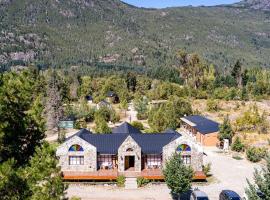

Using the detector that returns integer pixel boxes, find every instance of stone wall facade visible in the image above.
[56,136,97,172]
[163,135,203,172]
[117,136,142,172]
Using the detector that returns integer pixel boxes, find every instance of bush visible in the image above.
[231,136,245,152]
[137,177,150,187]
[70,197,81,200]
[202,163,212,177]
[116,175,125,187]
[246,147,267,163]
[206,99,219,112]
[74,119,87,129]
[131,121,144,130]
[163,153,193,197]
[232,155,243,160]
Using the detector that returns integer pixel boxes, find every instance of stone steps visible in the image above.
[125,177,138,189]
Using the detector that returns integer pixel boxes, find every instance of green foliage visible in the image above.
[246,154,270,199]
[94,118,112,134]
[116,175,125,187]
[236,104,268,132]
[134,95,149,120]
[246,147,267,163]
[206,99,220,112]
[24,142,66,200]
[137,177,150,187]
[79,76,92,98]
[0,159,29,200]
[163,153,193,197]
[148,97,192,132]
[1,0,270,72]
[219,116,234,143]
[0,70,45,165]
[231,136,245,152]
[70,197,81,200]
[202,163,212,177]
[131,121,144,130]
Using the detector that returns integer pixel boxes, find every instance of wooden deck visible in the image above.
[63,169,206,181]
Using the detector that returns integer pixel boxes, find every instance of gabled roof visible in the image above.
[66,123,181,154]
[78,132,127,154]
[182,115,219,134]
[132,133,181,154]
[112,122,142,135]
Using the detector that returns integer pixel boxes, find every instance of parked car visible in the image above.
[242,190,266,200]
[190,189,209,200]
[219,190,241,200]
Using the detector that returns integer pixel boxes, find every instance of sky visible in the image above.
[121,0,240,8]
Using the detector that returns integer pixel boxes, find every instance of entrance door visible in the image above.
[125,156,135,170]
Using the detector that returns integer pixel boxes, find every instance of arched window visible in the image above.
[126,148,133,152]
[69,144,84,152]
[176,144,191,152]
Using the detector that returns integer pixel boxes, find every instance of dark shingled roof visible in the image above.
[132,133,180,154]
[68,123,181,154]
[183,115,219,134]
[112,122,142,135]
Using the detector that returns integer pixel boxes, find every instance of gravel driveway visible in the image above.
[67,148,261,200]
[196,147,260,199]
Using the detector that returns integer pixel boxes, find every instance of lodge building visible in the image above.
[56,122,205,181]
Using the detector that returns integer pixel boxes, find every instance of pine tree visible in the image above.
[0,71,44,165]
[45,70,63,136]
[24,142,67,200]
[94,117,112,134]
[246,154,270,199]
[219,116,234,143]
[0,159,29,200]
[163,153,194,198]
[231,60,242,87]
[231,136,245,152]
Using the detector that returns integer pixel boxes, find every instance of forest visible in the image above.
[1,48,270,199]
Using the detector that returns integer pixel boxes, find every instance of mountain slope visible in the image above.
[1,0,270,71]
[235,0,270,10]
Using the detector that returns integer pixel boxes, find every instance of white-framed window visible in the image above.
[146,155,162,169]
[97,155,114,169]
[69,156,84,165]
[182,155,191,165]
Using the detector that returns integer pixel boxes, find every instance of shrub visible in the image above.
[232,155,243,160]
[70,197,81,200]
[137,177,150,187]
[131,121,144,130]
[202,163,212,177]
[163,153,193,197]
[116,175,125,187]
[231,136,245,152]
[246,147,267,163]
[74,119,87,129]
[206,99,219,112]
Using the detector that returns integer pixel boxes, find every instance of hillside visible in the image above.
[234,0,270,10]
[0,0,270,71]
